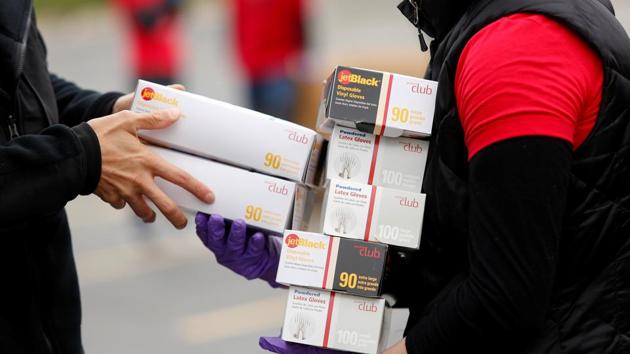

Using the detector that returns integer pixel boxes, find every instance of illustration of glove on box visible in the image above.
[282,286,386,354]
[317,65,438,138]
[276,230,388,297]
[132,80,324,184]
[320,179,425,249]
[148,146,295,234]
[326,125,429,193]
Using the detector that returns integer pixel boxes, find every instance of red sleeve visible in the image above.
[455,13,603,160]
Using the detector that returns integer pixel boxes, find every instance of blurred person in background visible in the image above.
[196,0,630,353]
[233,0,306,121]
[0,1,213,353]
[112,0,185,87]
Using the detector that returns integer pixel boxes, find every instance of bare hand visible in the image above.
[88,108,214,229]
[112,84,186,113]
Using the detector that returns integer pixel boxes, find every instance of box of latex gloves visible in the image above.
[276,230,388,297]
[317,66,438,138]
[132,80,324,183]
[321,180,425,249]
[326,125,429,193]
[282,286,386,354]
[148,146,295,234]
[378,307,410,353]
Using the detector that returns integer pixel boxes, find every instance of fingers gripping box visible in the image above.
[148,146,295,234]
[327,125,429,192]
[282,287,386,354]
[276,231,388,297]
[317,66,438,138]
[322,180,425,249]
[132,80,322,183]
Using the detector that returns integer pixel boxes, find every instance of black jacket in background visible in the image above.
[0,1,122,353]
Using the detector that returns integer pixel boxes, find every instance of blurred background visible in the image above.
[32,0,630,353]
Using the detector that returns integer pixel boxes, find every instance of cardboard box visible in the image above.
[378,308,410,353]
[291,185,325,233]
[148,146,296,234]
[321,179,425,249]
[132,80,323,183]
[317,66,438,138]
[276,231,388,297]
[282,287,386,354]
[327,125,429,192]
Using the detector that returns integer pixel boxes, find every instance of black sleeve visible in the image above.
[50,74,124,126]
[404,136,571,353]
[0,122,101,223]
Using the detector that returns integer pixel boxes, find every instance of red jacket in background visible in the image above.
[234,0,305,80]
[113,0,182,79]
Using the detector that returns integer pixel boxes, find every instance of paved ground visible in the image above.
[36,1,630,353]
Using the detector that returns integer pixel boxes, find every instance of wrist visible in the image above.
[71,122,102,195]
[85,92,125,119]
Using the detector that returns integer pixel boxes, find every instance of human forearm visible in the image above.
[50,74,123,125]
[405,137,571,353]
[0,123,100,223]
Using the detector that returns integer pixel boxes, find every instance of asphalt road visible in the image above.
[37,1,630,353]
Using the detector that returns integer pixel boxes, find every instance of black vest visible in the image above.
[402,0,630,352]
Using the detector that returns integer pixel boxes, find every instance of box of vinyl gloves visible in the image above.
[282,286,386,354]
[148,146,295,234]
[321,179,425,249]
[132,80,323,183]
[317,66,438,138]
[276,230,388,297]
[327,125,429,193]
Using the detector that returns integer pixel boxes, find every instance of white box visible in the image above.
[282,286,385,354]
[327,125,429,192]
[276,230,388,297]
[317,66,438,138]
[148,145,296,234]
[291,185,319,233]
[378,308,410,353]
[132,80,323,183]
[321,179,425,249]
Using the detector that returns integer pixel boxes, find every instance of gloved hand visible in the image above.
[195,213,282,288]
[259,336,348,353]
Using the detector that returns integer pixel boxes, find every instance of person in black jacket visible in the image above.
[0,2,214,353]
[380,0,630,353]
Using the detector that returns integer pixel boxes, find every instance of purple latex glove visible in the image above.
[259,336,348,354]
[195,212,282,287]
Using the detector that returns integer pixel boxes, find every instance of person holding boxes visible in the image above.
[382,0,630,353]
[193,62,433,351]
[0,2,213,351]
[194,214,356,354]
[196,0,630,353]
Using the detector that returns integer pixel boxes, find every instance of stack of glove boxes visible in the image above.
[276,66,437,353]
[130,80,325,234]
